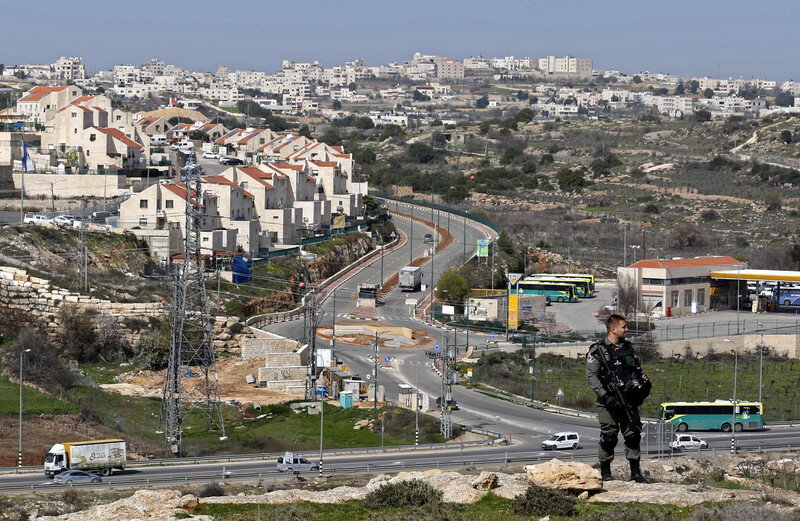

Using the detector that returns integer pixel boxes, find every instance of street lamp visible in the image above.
[373,330,391,409]
[758,323,764,404]
[724,338,738,454]
[18,348,31,467]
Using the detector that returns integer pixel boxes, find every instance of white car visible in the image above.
[541,432,580,450]
[170,141,193,150]
[23,213,53,226]
[202,151,219,159]
[669,434,708,451]
[276,453,318,473]
[54,215,75,227]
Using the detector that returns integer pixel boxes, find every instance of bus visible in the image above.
[526,276,593,298]
[533,273,595,294]
[660,401,763,432]
[516,280,578,303]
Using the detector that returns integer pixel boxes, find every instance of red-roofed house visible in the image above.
[136,115,169,138]
[618,256,746,317]
[220,165,299,244]
[81,127,144,170]
[202,175,262,256]
[17,85,83,124]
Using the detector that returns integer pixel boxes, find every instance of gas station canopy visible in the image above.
[711,270,800,283]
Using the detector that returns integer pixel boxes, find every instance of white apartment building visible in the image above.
[53,57,86,80]
[538,56,593,78]
[113,65,141,84]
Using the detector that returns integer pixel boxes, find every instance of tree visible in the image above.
[406,142,437,163]
[693,109,712,122]
[674,81,685,95]
[298,124,312,139]
[689,80,699,94]
[435,269,469,312]
[355,116,375,130]
[348,82,357,91]
[58,306,99,362]
[497,230,514,255]
[703,88,714,98]
[516,90,528,101]
[412,90,430,102]
[774,90,794,107]
[476,95,489,109]
[668,222,707,248]
[430,119,443,126]
[332,100,342,110]
[632,75,642,84]
[780,130,793,144]
[555,167,587,191]
[514,108,534,123]
[431,131,447,147]
[764,191,782,211]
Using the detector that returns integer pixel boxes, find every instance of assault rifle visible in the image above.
[593,344,642,429]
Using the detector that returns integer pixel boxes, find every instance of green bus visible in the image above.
[516,280,578,303]
[529,273,595,295]
[660,401,764,432]
[526,276,593,298]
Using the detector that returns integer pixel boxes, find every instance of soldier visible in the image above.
[586,314,650,483]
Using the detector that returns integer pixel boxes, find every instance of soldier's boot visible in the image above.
[600,461,613,481]
[629,460,648,483]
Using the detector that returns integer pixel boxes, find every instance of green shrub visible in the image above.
[362,479,442,509]
[198,482,226,497]
[582,503,678,521]
[511,485,577,517]
[365,503,465,521]
[690,501,800,521]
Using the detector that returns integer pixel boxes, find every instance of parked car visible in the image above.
[276,452,318,473]
[219,156,244,166]
[54,215,75,227]
[541,432,580,450]
[54,470,101,485]
[202,151,220,159]
[423,233,434,243]
[170,141,193,151]
[669,434,708,451]
[435,397,459,410]
[23,214,53,226]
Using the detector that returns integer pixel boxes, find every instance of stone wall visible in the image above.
[0,266,249,351]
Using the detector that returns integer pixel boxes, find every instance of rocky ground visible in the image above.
[13,452,800,520]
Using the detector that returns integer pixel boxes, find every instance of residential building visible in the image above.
[53,57,86,80]
[436,59,465,79]
[17,85,83,125]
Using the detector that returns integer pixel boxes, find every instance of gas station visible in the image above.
[711,269,800,313]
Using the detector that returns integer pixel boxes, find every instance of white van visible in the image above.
[170,141,193,151]
[541,432,580,450]
[276,451,318,473]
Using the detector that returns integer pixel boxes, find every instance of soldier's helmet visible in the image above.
[625,377,652,407]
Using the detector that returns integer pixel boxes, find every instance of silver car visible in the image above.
[277,454,318,473]
[54,470,101,484]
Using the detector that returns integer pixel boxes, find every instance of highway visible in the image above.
[2,197,799,493]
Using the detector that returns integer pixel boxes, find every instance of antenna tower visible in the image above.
[160,165,226,455]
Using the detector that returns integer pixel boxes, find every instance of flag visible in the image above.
[21,141,34,172]
[232,256,252,284]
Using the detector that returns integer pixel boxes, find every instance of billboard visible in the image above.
[477,239,489,258]
[508,294,519,330]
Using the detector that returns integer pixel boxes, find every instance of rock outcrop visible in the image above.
[524,459,603,492]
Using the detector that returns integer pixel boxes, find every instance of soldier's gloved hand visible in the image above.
[601,393,621,409]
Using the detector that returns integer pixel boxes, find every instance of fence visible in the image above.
[633,318,800,343]
[372,192,500,234]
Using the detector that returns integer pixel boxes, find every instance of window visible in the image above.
[71,112,77,118]
[165,200,173,209]
[140,200,148,209]
[202,237,209,242]
[697,289,705,306]
[139,218,147,226]
[684,290,692,307]
[90,134,96,142]
[671,291,679,308]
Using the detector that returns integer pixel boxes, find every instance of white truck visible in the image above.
[44,439,127,477]
[399,266,422,291]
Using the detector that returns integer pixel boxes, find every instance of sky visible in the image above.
[2,0,798,81]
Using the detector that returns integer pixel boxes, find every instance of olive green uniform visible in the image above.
[586,338,644,464]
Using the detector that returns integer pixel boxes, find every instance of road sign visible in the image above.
[351,292,355,300]
[477,239,488,258]
[384,356,391,363]
[341,365,347,372]
[390,231,397,238]
[434,344,440,351]
[366,374,371,380]
[492,332,496,339]
[556,388,564,397]
[505,272,523,286]
[467,369,473,377]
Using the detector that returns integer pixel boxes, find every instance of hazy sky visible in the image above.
[2,0,798,81]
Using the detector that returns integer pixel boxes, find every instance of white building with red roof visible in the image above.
[618,256,746,318]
